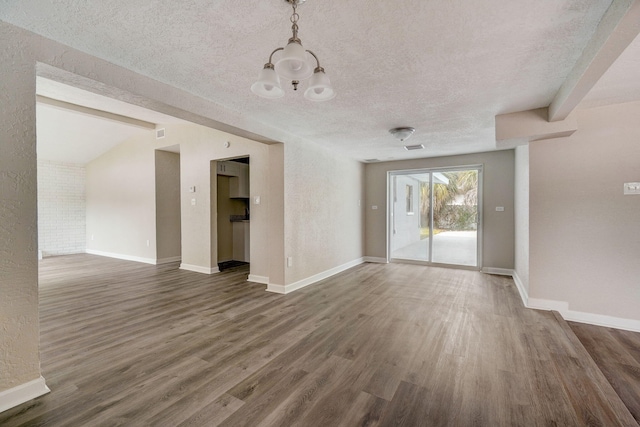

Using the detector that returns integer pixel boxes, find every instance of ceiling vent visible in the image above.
[404,144,424,151]
[156,128,166,139]
[364,158,379,163]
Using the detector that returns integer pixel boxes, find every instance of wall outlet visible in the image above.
[191,198,197,206]
[496,206,504,212]
[624,182,640,195]
[287,256,293,267]
[372,205,378,210]
[146,239,150,247]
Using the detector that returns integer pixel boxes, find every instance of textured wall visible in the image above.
[529,101,640,320]
[283,140,365,285]
[37,160,86,257]
[155,151,181,261]
[157,123,273,278]
[514,146,530,294]
[0,21,41,392]
[365,150,515,269]
[86,134,157,260]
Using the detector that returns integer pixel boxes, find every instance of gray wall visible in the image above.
[365,150,515,269]
[155,150,181,262]
[529,101,640,321]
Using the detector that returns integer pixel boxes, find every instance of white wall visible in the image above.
[514,145,530,295]
[0,19,41,397]
[283,140,365,285]
[529,101,640,324]
[37,160,86,257]
[86,133,158,262]
[365,150,515,269]
[0,18,290,406]
[160,123,280,280]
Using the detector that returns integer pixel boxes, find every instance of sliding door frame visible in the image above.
[386,164,483,270]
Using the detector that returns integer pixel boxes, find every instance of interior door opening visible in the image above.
[389,166,481,268]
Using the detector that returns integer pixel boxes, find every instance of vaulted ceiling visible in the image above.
[2,0,639,163]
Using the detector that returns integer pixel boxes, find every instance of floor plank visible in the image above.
[570,321,640,425]
[0,254,637,426]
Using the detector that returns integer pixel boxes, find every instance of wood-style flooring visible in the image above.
[0,254,637,426]
[570,321,640,425]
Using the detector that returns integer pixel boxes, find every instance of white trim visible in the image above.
[179,263,219,274]
[526,297,640,333]
[266,283,287,294]
[247,274,269,285]
[364,256,388,264]
[156,256,181,265]
[501,269,640,333]
[0,376,50,413]
[561,310,640,333]
[511,270,529,308]
[266,257,365,295]
[527,297,569,312]
[86,249,156,265]
[481,267,513,276]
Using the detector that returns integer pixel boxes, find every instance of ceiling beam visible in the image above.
[495,107,578,147]
[36,95,156,130]
[548,0,640,121]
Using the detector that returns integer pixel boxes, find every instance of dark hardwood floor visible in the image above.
[1,254,637,426]
[570,321,640,425]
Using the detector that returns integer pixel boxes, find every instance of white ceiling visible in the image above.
[36,78,188,164]
[3,1,639,163]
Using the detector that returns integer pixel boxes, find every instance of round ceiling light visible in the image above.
[389,127,415,142]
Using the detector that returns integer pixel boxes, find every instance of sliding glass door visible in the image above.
[389,167,481,268]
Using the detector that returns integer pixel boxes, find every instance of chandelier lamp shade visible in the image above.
[251,0,335,102]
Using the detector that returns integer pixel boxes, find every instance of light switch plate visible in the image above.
[624,182,640,195]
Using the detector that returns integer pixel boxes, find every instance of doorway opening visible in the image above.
[389,166,482,268]
[215,157,250,272]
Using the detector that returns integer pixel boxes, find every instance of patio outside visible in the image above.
[391,230,477,266]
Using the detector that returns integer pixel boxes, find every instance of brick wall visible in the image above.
[37,160,86,256]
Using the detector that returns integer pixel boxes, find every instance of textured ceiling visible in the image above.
[0,0,623,161]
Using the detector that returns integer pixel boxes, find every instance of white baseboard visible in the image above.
[527,297,640,332]
[501,269,640,333]
[248,274,269,285]
[267,257,365,295]
[266,283,287,294]
[481,267,513,276]
[179,263,219,274]
[0,376,50,413]
[364,256,388,263]
[156,256,181,265]
[86,249,156,265]
[511,271,529,308]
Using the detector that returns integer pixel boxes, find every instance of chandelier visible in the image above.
[251,0,336,102]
